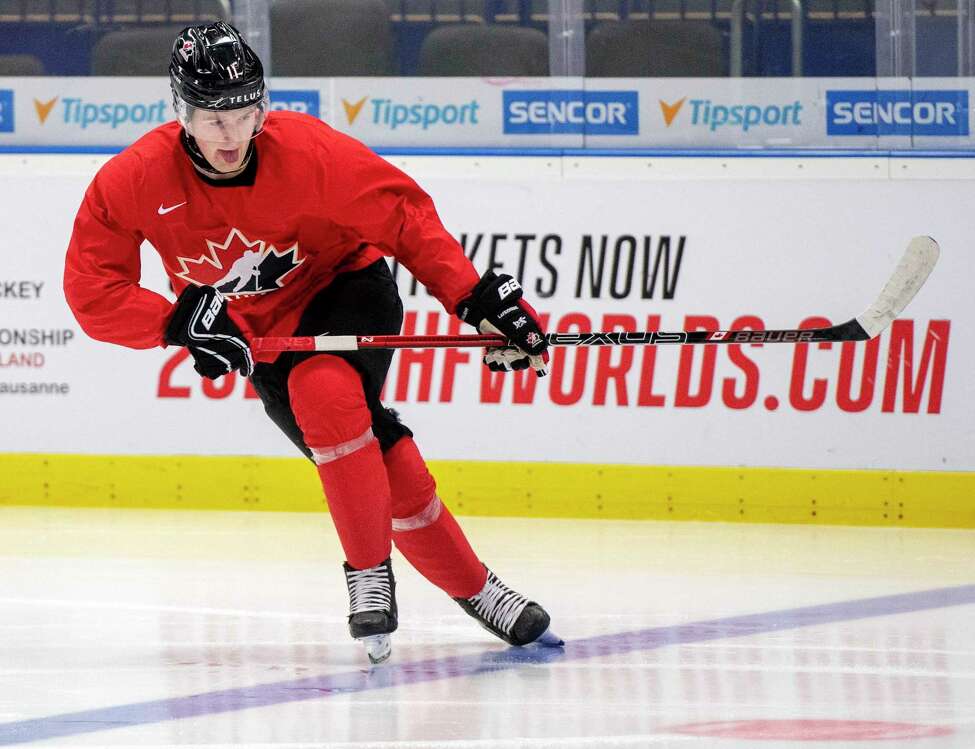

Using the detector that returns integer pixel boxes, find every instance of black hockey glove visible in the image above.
[165,285,254,379]
[456,271,549,377]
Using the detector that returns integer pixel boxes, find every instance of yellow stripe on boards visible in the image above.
[0,454,326,512]
[0,453,972,529]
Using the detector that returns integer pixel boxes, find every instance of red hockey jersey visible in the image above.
[63,112,479,362]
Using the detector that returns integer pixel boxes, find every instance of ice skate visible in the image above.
[454,567,563,647]
[344,557,397,664]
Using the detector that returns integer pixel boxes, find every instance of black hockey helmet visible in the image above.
[170,21,269,138]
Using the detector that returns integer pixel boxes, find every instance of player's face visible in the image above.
[189,104,264,173]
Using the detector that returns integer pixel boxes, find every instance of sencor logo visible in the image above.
[827,90,968,136]
[660,97,802,132]
[0,90,13,133]
[503,90,639,135]
[35,97,167,129]
[269,90,320,118]
[342,96,480,130]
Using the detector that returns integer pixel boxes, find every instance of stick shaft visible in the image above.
[250,237,937,355]
[251,320,869,354]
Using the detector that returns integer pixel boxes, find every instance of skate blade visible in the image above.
[360,634,391,665]
[534,628,564,647]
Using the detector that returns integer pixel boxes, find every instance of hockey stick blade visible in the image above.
[853,235,940,339]
[249,237,939,354]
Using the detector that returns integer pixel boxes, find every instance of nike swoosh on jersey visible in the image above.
[158,201,187,215]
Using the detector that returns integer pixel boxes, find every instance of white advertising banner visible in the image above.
[1,77,974,149]
[329,76,583,149]
[0,77,332,147]
[0,77,175,147]
[0,156,971,471]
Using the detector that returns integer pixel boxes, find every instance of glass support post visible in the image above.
[731,0,746,76]
[876,0,916,77]
[548,0,586,76]
[791,0,804,75]
[234,0,273,77]
[959,0,975,74]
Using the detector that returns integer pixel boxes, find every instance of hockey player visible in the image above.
[63,22,560,664]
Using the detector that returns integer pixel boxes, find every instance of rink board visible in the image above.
[1,153,973,525]
[1,453,973,528]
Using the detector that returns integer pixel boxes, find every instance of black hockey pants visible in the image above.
[249,259,413,460]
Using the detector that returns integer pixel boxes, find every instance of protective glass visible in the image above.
[176,92,269,144]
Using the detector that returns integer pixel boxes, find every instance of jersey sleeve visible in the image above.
[63,152,174,349]
[323,130,479,313]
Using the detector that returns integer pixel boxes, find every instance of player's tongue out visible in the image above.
[218,148,240,164]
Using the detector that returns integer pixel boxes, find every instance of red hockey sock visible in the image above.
[288,356,391,570]
[384,437,487,598]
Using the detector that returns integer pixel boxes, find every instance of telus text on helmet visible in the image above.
[211,91,262,108]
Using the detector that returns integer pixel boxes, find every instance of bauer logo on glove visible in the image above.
[497,278,521,300]
[456,271,550,377]
[165,284,254,379]
[200,292,224,331]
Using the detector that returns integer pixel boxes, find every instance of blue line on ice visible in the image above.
[1,584,973,745]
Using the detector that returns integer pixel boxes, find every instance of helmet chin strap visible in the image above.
[181,130,255,179]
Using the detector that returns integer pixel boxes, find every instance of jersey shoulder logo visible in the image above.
[173,227,304,297]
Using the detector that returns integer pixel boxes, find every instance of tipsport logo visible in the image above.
[0,90,13,133]
[269,90,321,118]
[503,90,639,135]
[341,95,480,130]
[33,96,167,129]
[826,90,969,136]
[658,97,803,132]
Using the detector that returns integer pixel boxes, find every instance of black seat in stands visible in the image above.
[418,23,548,76]
[0,54,45,75]
[90,26,188,75]
[586,18,727,77]
[271,0,395,75]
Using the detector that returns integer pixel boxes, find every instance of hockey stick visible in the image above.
[250,236,939,355]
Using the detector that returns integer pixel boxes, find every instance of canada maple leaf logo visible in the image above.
[173,228,304,297]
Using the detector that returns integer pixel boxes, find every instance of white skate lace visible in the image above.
[468,571,529,635]
[346,564,392,615]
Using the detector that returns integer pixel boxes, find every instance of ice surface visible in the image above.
[0,507,972,747]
